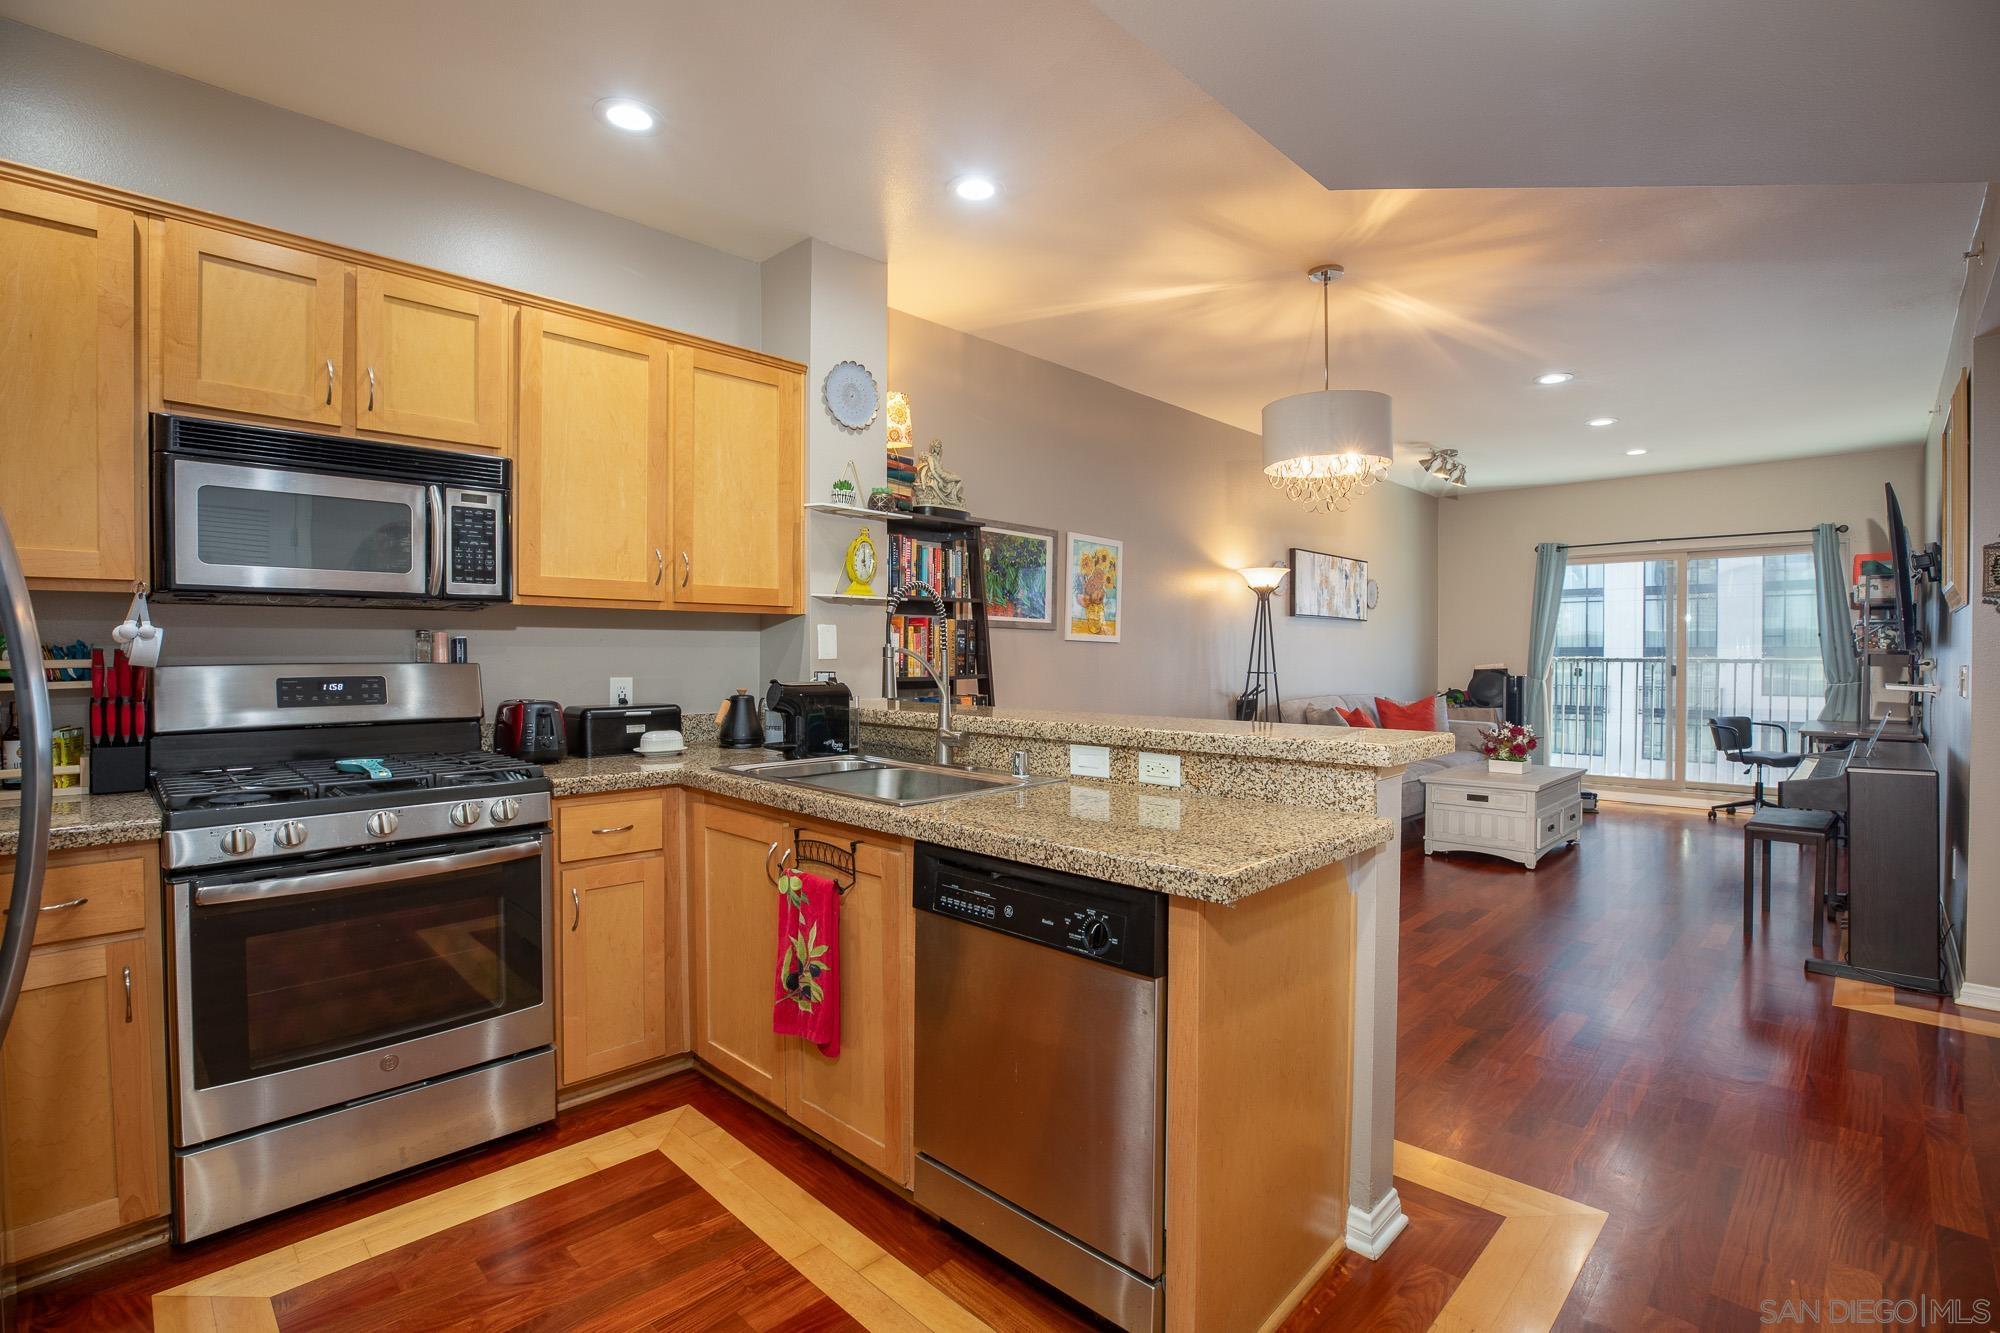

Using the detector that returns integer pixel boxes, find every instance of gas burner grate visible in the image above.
[153,751,543,811]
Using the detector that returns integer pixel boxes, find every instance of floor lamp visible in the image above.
[1237,564,1289,723]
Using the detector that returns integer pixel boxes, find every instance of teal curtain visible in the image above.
[1525,542,1567,739]
[1814,522,1860,721]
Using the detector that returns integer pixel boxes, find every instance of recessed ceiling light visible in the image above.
[1535,371,1575,386]
[596,98,658,134]
[1588,416,1619,427]
[1625,447,1648,456]
[952,175,998,202]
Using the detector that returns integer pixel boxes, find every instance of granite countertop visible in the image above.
[854,701,1456,768]
[543,746,1392,903]
[0,790,164,857]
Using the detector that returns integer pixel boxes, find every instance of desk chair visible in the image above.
[1707,716,1803,820]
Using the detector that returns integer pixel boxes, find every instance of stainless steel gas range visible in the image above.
[151,662,555,1242]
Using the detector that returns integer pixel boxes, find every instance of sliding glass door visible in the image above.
[1546,547,1825,787]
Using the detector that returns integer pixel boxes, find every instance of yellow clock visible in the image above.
[843,527,878,596]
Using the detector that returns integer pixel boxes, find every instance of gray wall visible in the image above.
[888,311,1440,717]
[1435,445,1926,685]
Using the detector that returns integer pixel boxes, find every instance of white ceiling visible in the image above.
[3,1,1984,489]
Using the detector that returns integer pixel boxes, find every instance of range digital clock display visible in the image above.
[275,675,388,708]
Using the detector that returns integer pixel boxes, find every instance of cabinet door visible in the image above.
[785,831,913,1184]
[0,181,139,583]
[355,268,510,449]
[160,221,348,426]
[670,348,801,610]
[2,939,162,1261]
[516,309,672,604]
[688,800,788,1104]
[558,854,669,1086]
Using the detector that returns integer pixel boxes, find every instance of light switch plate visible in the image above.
[609,677,633,706]
[1961,664,1971,698]
[1069,744,1112,779]
[816,623,839,660]
[1137,752,1183,787]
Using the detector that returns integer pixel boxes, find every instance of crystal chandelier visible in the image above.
[1262,264,1393,513]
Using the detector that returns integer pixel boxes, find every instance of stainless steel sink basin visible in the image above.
[719,754,1059,807]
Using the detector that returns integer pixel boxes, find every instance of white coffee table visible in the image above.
[1420,764,1586,868]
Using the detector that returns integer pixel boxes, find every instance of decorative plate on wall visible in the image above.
[823,361,880,431]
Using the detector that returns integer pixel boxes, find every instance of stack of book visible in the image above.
[890,614,982,686]
[886,445,917,512]
[890,534,972,600]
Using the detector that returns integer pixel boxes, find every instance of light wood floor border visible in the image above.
[1393,1140,1608,1333]
[1832,977,2000,1038]
[151,1106,991,1332]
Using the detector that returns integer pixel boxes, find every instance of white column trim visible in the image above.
[1345,767,1406,1258]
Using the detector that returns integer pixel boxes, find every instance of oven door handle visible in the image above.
[190,840,541,907]
[426,485,447,597]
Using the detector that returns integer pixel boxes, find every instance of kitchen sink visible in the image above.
[719,754,1059,807]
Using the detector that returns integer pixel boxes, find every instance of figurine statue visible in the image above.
[912,438,968,516]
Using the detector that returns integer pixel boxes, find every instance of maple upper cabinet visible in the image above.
[516,309,673,605]
[0,180,140,584]
[671,348,802,611]
[160,220,348,427]
[688,799,789,1105]
[355,268,510,449]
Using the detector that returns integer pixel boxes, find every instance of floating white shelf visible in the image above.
[813,593,896,605]
[804,502,892,521]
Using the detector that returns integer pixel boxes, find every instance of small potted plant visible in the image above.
[1479,721,1539,774]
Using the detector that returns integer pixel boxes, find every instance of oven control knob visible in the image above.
[450,801,483,828]
[488,797,521,824]
[274,820,308,849]
[365,810,400,839]
[220,827,257,856]
[1083,919,1112,956]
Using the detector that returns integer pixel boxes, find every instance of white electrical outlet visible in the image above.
[609,677,633,706]
[1068,744,1112,779]
[816,623,839,660]
[1137,752,1183,787]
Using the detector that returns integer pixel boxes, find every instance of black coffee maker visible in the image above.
[764,679,854,759]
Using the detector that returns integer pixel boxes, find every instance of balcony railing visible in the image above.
[1547,655,1825,783]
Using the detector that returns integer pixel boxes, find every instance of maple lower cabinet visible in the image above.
[516,309,673,605]
[160,220,349,428]
[552,790,685,1089]
[355,268,511,449]
[689,797,913,1183]
[671,348,803,612]
[0,180,141,585]
[0,844,165,1263]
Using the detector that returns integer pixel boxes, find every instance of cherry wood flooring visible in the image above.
[21,806,2000,1330]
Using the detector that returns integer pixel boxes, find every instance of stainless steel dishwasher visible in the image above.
[913,845,1167,1332]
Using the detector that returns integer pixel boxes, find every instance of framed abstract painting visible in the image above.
[1291,548,1368,621]
[979,522,1058,630]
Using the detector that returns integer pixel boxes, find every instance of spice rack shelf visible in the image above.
[0,657,94,804]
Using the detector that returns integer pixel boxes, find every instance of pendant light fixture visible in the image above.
[1262,264,1393,513]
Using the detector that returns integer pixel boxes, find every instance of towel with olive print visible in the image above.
[773,869,841,1057]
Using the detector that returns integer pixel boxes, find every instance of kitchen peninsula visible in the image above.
[0,704,1449,1332]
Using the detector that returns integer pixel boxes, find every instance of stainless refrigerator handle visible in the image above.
[0,511,51,1040]
[426,485,447,595]
[191,839,541,907]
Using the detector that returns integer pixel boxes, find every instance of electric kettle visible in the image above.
[717,689,763,748]
[495,699,565,762]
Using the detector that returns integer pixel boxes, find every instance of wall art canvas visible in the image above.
[1291,548,1369,621]
[1064,532,1123,642]
[980,523,1058,630]
[1943,368,1971,610]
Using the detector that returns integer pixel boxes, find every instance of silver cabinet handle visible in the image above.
[763,840,779,885]
[39,896,87,913]
[367,365,376,411]
[591,824,634,836]
[325,359,335,405]
[774,847,793,884]
[680,551,690,587]
[122,965,132,1023]
[654,549,665,587]
[569,885,581,932]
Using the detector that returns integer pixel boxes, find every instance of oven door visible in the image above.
[168,832,551,1147]
[166,456,434,598]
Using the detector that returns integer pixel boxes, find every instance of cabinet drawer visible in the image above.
[558,795,665,862]
[0,848,149,945]
[1428,784,1528,813]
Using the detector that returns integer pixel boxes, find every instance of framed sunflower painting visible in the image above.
[1064,532,1123,643]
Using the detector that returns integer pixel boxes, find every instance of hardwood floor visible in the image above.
[21,805,2000,1330]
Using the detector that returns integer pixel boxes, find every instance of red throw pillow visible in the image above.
[1375,695,1443,731]
[1335,705,1375,728]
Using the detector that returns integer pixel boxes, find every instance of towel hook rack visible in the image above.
[788,832,860,894]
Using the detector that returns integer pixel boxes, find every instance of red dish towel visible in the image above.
[773,869,841,1058]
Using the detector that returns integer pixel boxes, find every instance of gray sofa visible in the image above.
[1279,693,1495,821]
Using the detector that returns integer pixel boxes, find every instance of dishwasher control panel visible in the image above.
[916,848,1165,977]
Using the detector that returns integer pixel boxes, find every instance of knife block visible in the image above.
[88,743,148,795]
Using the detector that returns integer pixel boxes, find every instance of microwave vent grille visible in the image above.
[155,414,509,489]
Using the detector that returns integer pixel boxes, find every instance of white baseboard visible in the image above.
[1345,1188,1409,1259]
[1955,981,2000,1013]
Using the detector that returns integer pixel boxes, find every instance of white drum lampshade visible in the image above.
[1261,389,1393,513]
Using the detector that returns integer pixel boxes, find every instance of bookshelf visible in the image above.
[885,512,996,706]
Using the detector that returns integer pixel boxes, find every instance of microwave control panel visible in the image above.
[443,489,505,598]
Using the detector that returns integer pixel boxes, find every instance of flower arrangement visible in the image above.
[1073,546,1118,632]
[1479,721,1539,765]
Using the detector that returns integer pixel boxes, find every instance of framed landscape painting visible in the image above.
[1291,548,1368,621]
[980,522,1058,630]
[1064,532,1123,642]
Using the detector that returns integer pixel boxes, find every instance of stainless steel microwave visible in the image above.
[152,415,509,606]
